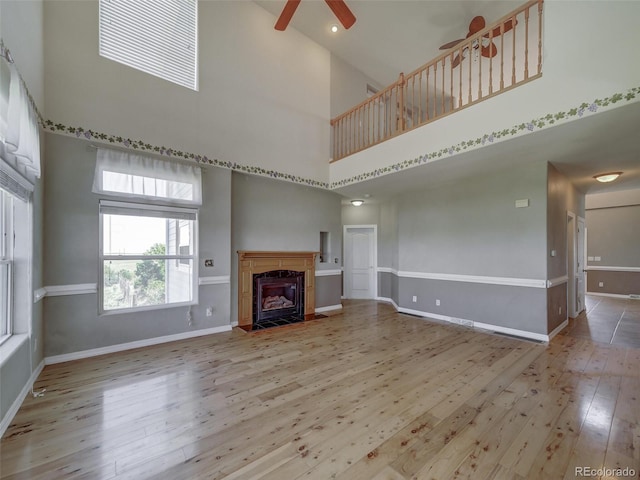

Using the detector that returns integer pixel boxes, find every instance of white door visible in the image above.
[576,217,586,314]
[344,226,376,299]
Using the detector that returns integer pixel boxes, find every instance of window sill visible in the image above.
[0,334,29,368]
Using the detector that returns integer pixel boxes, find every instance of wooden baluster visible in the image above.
[433,61,438,117]
[426,67,430,120]
[458,51,462,108]
[418,71,422,124]
[397,73,405,132]
[500,26,505,89]
[441,58,445,115]
[468,40,472,104]
[449,57,454,111]
[478,37,483,100]
[537,0,543,75]
[512,14,517,85]
[489,29,494,94]
[524,7,530,79]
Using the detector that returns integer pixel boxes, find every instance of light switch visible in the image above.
[515,199,529,208]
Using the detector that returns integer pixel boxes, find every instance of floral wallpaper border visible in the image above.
[41,120,331,189]
[329,86,640,189]
[41,86,639,192]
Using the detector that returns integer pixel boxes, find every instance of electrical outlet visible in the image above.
[599,282,604,288]
[206,307,213,317]
[558,307,562,315]
[436,299,441,306]
[34,337,38,350]
[412,295,417,303]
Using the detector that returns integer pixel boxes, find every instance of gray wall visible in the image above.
[546,163,585,330]
[330,54,382,119]
[586,189,640,296]
[342,161,581,336]
[0,0,45,430]
[42,133,232,357]
[231,172,343,321]
[398,161,548,277]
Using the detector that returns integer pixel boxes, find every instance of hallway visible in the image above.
[562,295,640,348]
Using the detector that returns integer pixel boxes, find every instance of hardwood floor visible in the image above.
[2,298,639,479]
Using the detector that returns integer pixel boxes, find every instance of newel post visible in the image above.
[397,72,406,132]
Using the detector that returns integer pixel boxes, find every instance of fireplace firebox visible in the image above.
[253,270,304,323]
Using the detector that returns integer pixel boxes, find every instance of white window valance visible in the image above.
[0,53,41,189]
[92,148,202,205]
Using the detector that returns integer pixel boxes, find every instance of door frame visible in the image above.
[577,216,586,314]
[567,212,577,318]
[343,224,378,299]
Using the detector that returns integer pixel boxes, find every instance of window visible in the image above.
[93,148,202,205]
[99,201,198,313]
[98,0,198,90]
[0,189,13,344]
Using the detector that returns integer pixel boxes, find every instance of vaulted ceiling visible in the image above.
[255,1,640,200]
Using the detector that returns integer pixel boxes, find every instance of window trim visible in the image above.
[98,200,199,315]
[0,189,13,345]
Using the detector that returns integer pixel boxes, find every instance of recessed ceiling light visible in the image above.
[330,24,339,33]
[593,172,622,183]
[350,199,364,206]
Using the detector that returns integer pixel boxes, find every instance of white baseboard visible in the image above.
[315,304,342,313]
[548,319,569,340]
[0,359,45,439]
[44,325,232,365]
[587,291,635,299]
[383,300,551,343]
[376,296,399,311]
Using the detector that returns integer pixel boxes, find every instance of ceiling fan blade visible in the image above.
[467,15,486,35]
[325,0,356,29]
[481,42,498,58]
[484,18,518,38]
[452,53,462,68]
[275,0,301,31]
[439,38,465,50]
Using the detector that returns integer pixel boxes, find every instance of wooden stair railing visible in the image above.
[330,0,544,163]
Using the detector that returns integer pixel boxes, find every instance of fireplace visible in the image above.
[254,270,304,323]
[237,251,317,329]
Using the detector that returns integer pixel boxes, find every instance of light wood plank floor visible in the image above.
[2,299,639,479]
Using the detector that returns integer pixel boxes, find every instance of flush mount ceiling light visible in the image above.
[330,24,339,33]
[593,172,622,183]
[350,199,364,206]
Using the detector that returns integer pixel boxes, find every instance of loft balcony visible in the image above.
[330,0,544,163]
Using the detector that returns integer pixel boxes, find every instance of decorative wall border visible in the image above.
[330,86,640,189]
[42,120,330,190]
[39,85,640,192]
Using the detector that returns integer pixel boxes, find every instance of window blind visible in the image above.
[99,0,198,90]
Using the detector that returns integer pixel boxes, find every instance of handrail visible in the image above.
[330,0,544,162]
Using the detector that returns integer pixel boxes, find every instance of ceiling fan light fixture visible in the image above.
[330,24,339,33]
[350,199,364,206]
[593,172,622,183]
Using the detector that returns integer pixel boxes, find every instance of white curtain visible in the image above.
[93,148,202,205]
[0,55,41,189]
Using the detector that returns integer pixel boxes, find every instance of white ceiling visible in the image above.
[254,1,640,202]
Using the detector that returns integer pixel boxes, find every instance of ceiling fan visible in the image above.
[439,16,516,68]
[275,0,356,31]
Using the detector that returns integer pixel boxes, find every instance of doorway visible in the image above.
[567,212,586,317]
[343,225,377,299]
